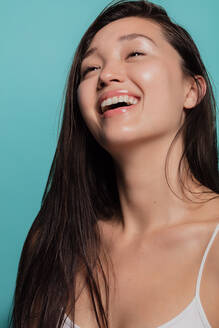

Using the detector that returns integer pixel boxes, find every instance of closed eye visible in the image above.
[127,51,145,58]
[81,66,100,78]
[81,52,145,78]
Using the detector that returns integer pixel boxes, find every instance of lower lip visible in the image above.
[101,103,138,118]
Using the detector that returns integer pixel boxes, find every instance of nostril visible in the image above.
[97,80,106,90]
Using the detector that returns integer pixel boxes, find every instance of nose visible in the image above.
[97,62,125,90]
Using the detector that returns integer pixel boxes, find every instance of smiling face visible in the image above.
[77,17,193,153]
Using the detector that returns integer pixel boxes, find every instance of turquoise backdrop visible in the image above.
[1,0,219,327]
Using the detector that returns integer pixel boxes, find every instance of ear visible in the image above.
[183,75,207,109]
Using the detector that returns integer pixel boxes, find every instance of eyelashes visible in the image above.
[127,51,145,58]
[81,66,100,78]
[81,51,146,78]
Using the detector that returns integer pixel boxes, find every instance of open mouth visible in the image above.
[99,100,139,118]
[99,97,139,114]
[101,101,132,112]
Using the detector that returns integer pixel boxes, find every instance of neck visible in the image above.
[111,134,211,239]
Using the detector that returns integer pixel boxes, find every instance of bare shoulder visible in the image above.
[205,218,219,282]
[198,218,219,328]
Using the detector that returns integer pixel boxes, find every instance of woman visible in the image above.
[11,0,219,327]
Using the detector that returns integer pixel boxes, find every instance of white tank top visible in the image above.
[63,223,219,328]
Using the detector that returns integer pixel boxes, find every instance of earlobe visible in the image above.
[184,75,207,109]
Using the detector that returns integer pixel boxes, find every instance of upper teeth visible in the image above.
[100,95,138,112]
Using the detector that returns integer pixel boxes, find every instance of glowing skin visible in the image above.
[77,17,199,154]
[77,17,211,238]
[72,18,219,328]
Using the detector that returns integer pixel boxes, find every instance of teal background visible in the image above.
[0,0,219,327]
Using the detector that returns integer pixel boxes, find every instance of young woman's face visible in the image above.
[77,17,191,153]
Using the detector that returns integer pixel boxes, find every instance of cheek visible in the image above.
[129,60,186,136]
[77,83,89,118]
[130,59,185,111]
[77,82,96,128]
[77,83,100,139]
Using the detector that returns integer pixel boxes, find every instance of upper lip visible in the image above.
[97,89,141,112]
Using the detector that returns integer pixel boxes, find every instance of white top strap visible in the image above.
[196,223,219,297]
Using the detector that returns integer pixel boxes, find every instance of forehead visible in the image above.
[89,17,165,48]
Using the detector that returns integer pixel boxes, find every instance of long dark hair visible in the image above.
[11,1,219,327]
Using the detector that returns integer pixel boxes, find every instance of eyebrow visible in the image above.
[82,33,157,61]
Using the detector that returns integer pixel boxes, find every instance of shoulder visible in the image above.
[199,219,219,327]
[205,219,219,278]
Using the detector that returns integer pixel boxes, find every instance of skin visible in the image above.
[75,17,219,327]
